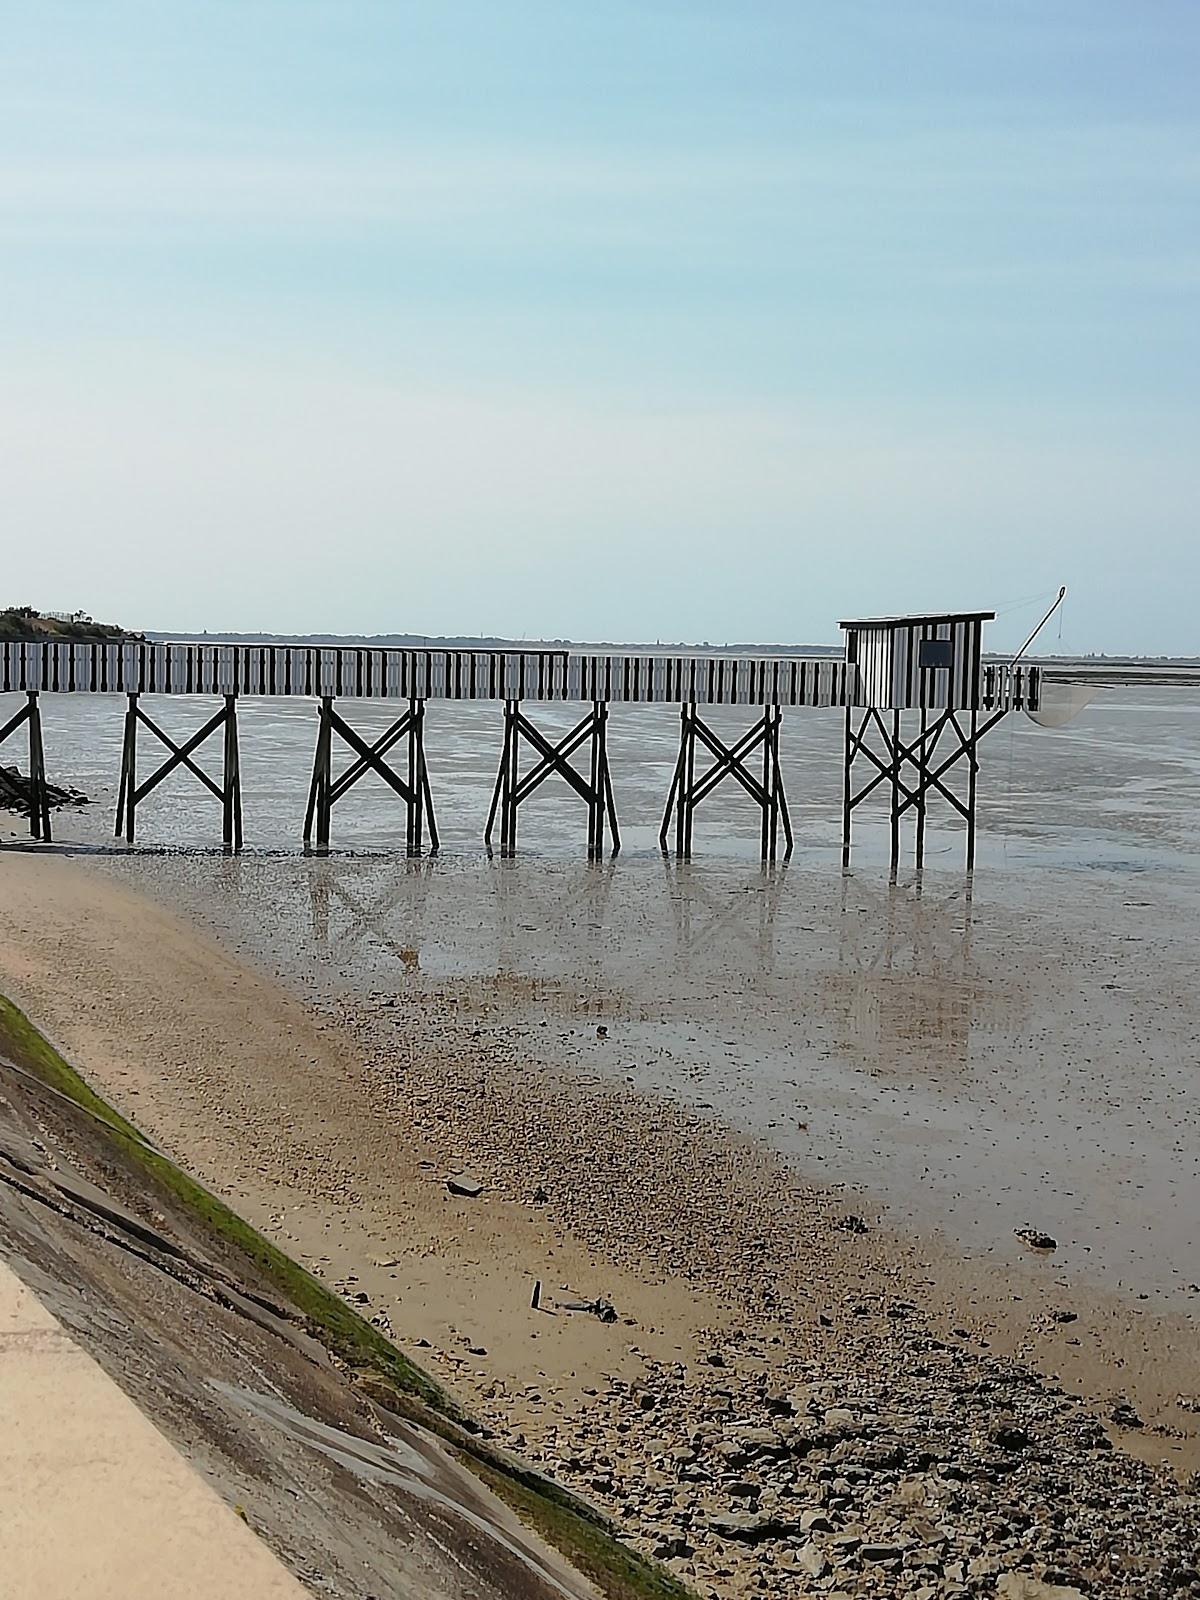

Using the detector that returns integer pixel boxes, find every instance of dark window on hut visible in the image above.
[919,638,954,670]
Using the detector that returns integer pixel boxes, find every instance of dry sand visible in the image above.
[2,847,1199,1598]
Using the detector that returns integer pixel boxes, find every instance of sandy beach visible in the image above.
[2,838,1199,1597]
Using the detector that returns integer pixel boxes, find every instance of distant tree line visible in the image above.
[0,606,143,644]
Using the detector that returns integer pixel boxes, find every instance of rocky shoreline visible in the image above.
[336,987,1200,1600]
[465,1317,1200,1598]
[0,763,89,816]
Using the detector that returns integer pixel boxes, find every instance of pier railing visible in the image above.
[1,639,1040,710]
[2,640,856,706]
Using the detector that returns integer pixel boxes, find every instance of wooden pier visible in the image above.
[1,628,1043,867]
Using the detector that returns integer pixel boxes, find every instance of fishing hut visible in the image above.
[839,609,1041,870]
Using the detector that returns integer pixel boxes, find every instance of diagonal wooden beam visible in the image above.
[848,734,922,809]
[484,703,513,848]
[688,717,771,808]
[510,710,597,807]
[132,703,228,805]
[0,700,32,747]
[328,710,414,804]
[326,705,417,806]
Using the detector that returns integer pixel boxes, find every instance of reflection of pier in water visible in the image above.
[308,857,435,971]
[825,876,1025,1068]
[662,859,789,976]
[304,854,793,983]
[305,857,620,985]
[490,859,618,982]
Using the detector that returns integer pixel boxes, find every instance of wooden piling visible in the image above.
[661,704,792,862]
[222,694,242,852]
[485,699,617,858]
[0,691,52,841]
[304,695,435,854]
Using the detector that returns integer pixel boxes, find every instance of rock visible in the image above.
[652,1535,692,1560]
[795,1541,830,1578]
[1110,1400,1143,1428]
[723,1425,788,1456]
[446,1175,485,1198]
[708,1510,793,1543]
[989,1422,1032,1451]
[725,1479,759,1499]
[995,1577,1087,1600]
[800,1508,835,1534]
[860,1542,904,1561]
[835,1214,869,1235]
[0,764,89,815]
[1015,1227,1057,1250]
[1050,1309,1077,1323]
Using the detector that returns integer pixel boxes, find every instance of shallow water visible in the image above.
[6,684,1200,1310]
[15,682,1200,866]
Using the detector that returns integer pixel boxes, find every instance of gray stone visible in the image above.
[725,1424,788,1455]
[707,1510,794,1543]
[795,1541,830,1579]
[860,1541,904,1561]
[995,1577,1087,1600]
[800,1508,835,1534]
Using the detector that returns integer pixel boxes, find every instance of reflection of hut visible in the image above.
[823,972,998,1064]
[824,879,1025,1069]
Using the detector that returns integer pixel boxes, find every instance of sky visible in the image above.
[2,2,1197,653]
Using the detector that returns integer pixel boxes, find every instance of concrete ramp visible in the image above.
[0,1258,308,1600]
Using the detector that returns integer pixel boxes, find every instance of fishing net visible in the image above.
[1025,680,1098,729]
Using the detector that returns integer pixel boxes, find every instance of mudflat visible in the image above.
[1,842,1198,1598]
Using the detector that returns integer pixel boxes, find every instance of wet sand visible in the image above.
[2,848,1200,1598]
[38,844,1198,1313]
[13,682,1197,1311]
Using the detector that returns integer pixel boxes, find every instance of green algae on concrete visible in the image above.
[0,993,693,1600]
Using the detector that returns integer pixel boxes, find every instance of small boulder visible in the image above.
[1015,1227,1057,1250]
[795,1542,830,1579]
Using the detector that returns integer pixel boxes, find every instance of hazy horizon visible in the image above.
[4,4,1198,656]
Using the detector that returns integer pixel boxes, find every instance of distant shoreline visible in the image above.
[141,630,1200,672]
